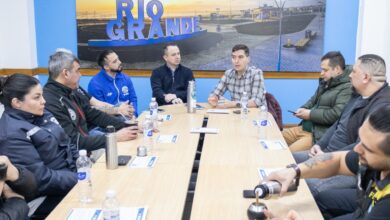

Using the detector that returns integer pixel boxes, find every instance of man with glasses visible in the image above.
[208,44,266,108]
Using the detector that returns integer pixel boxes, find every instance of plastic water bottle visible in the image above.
[102,190,120,220]
[259,105,268,139]
[241,91,249,119]
[149,97,158,129]
[76,150,92,203]
[187,81,196,113]
[142,115,154,154]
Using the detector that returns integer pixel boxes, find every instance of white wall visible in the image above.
[0,0,37,69]
[356,0,390,82]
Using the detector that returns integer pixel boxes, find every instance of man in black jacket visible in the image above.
[150,43,194,106]
[43,51,138,152]
[0,155,37,220]
[293,54,390,197]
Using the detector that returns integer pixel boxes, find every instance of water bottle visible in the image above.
[105,126,118,170]
[241,91,249,119]
[102,190,120,220]
[76,150,92,203]
[149,97,158,130]
[187,80,196,113]
[254,180,297,199]
[259,105,268,139]
[142,115,154,154]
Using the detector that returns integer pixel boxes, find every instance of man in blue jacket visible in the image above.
[88,50,138,116]
[150,43,194,106]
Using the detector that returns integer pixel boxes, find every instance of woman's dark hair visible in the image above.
[0,73,40,107]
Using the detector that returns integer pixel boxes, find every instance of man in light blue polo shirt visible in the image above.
[88,50,138,116]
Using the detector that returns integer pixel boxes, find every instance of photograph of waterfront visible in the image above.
[77,0,325,72]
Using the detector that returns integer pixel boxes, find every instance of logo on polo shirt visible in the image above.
[122,86,129,96]
[107,92,113,97]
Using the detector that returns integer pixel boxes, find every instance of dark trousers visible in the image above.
[30,196,64,220]
[316,188,358,220]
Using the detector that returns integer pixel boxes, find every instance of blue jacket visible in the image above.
[0,108,78,197]
[88,70,138,116]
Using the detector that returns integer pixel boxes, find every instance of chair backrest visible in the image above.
[265,93,283,130]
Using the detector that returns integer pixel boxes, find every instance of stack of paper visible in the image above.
[129,156,158,168]
[156,135,178,143]
[207,109,230,114]
[190,128,219,134]
[259,140,287,150]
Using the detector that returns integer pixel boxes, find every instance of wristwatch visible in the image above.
[236,102,242,108]
[286,163,301,186]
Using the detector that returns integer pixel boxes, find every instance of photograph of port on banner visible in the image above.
[76,0,325,72]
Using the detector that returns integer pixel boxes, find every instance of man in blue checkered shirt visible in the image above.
[208,44,266,108]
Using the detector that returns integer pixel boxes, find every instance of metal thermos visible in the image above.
[105,125,118,169]
[254,180,297,199]
[187,80,196,113]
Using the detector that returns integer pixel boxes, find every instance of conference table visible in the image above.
[46,104,323,220]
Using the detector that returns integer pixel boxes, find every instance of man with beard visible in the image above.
[263,105,390,220]
[150,43,194,106]
[293,54,390,197]
[43,51,138,153]
[88,50,138,116]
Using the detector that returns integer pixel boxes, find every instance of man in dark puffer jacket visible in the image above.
[283,51,352,152]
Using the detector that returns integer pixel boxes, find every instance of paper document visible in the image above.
[196,104,205,110]
[66,207,148,220]
[190,127,219,134]
[160,114,172,121]
[259,140,287,150]
[258,168,283,179]
[207,109,230,114]
[253,120,273,127]
[129,156,158,168]
[156,135,178,143]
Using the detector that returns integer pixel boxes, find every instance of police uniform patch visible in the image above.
[68,108,77,121]
[122,86,129,96]
[50,117,59,124]
[77,88,85,96]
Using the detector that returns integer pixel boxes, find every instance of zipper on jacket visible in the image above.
[113,78,120,104]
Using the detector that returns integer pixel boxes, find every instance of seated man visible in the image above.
[150,43,194,106]
[208,44,266,108]
[264,105,390,220]
[43,51,138,152]
[0,155,37,220]
[293,54,390,197]
[55,48,134,118]
[77,87,134,121]
[88,50,138,116]
[283,51,352,152]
